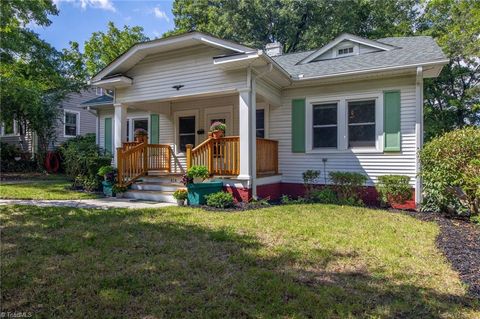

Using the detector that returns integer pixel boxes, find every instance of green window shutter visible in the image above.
[104,118,112,155]
[150,114,159,144]
[291,99,306,153]
[384,91,401,152]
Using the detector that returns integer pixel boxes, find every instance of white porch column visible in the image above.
[113,102,127,167]
[238,88,252,182]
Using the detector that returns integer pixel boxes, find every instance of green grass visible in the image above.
[0,175,99,200]
[1,204,478,318]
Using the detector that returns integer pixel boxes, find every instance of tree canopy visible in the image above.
[84,22,149,77]
[0,0,87,155]
[168,0,479,140]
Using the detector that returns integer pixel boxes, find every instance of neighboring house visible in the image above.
[89,32,448,206]
[0,89,99,153]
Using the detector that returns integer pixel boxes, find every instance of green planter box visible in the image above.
[187,181,223,206]
[102,181,114,197]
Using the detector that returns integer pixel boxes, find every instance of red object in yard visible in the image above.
[44,151,60,173]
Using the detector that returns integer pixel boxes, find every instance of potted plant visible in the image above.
[186,165,210,184]
[113,184,128,198]
[98,165,116,197]
[184,165,223,205]
[173,189,188,206]
[134,128,148,143]
[209,121,226,139]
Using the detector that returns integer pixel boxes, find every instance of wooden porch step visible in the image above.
[124,190,177,203]
[140,175,184,184]
[131,182,185,192]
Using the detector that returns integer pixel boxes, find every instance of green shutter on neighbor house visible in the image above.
[150,114,159,144]
[292,99,306,153]
[384,91,401,152]
[104,118,112,154]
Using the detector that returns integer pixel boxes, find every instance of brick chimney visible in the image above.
[265,42,283,57]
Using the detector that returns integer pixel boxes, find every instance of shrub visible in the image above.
[329,171,367,203]
[186,165,210,180]
[376,175,412,207]
[302,170,320,198]
[173,189,188,201]
[59,134,112,191]
[112,184,128,194]
[0,142,38,173]
[310,188,338,204]
[420,127,480,215]
[98,165,115,182]
[205,191,234,208]
[280,194,307,205]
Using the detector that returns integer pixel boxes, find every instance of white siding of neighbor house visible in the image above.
[55,90,98,146]
[271,76,418,187]
[115,45,247,104]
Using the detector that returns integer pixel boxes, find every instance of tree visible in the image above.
[0,0,87,158]
[167,0,418,53]
[84,22,149,77]
[419,0,480,141]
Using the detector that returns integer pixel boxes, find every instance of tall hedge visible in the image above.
[420,127,480,214]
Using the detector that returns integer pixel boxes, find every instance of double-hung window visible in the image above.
[256,109,265,138]
[312,103,337,148]
[347,100,376,148]
[64,110,79,137]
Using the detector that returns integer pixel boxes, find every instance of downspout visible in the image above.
[415,66,424,208]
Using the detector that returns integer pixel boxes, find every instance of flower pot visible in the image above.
[212,130,224,139]
[208,132,213,138]
[177,199,185,206]
[102,181,114,197]
[135,135,147,143]
[193,177,203,184]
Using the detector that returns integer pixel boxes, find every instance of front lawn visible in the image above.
[0,175,99,200]
[1,204,478,318]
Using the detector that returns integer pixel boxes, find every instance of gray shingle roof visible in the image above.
[81,94,113,106]
[271,36,447,79]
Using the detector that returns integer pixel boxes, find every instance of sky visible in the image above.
[35,0,176,51]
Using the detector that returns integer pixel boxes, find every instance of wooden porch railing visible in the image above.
[186,136,278,176]
[256,138,279,176]
[117,142,172,187]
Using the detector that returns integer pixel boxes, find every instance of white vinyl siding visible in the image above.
[272,76,418,187]
[116,45,247,103]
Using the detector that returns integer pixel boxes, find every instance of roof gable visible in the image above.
[298,33,396,65]
[91,32,255,83]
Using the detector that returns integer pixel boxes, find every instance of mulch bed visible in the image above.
[393,209,480,298]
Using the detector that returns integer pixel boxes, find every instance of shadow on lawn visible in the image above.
[1,206,478,318]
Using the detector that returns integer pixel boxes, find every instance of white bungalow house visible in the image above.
[89,32,447,206]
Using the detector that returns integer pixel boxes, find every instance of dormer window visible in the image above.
[338,47,354,55]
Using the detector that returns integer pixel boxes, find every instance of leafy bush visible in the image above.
[60,134,111,191]
[97,165,115,182]
[280,194,307,205]
[173,189,188,200]
[376,175,412,207]
[205,191,234,208]
[420,127,480,215]
[112,184,128,194]
[186,165,210,180]
[0,142,38,173]
[329,171,367,203]
[310,188,337,204]
[302,170,320,198]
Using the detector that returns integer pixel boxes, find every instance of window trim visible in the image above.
[0,120,20,137]
[64,110,80,137]
[306,92,384,154]
[311,102,339,149]
[173,110,199,155]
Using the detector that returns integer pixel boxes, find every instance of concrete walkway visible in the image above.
[0,198,175,209]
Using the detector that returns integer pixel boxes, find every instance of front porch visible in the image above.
[110,90,281,199]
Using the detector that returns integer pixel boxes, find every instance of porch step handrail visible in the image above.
[186,136,278,177]
[117,142,172,187]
